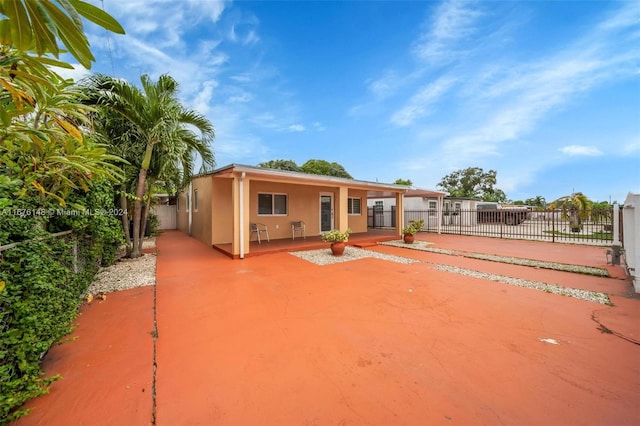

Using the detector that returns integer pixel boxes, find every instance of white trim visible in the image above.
[239,172,245,259]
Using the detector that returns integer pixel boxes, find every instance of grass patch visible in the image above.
[543,230,612,240]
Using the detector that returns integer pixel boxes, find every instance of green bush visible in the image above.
[0,179,124,423]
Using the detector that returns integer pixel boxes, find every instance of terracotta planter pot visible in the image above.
[330,242,346,256]
[403,233,415,244]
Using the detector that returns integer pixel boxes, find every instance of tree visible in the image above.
[524,196,547,209]
[394,178,413,186]
[1,0,125,211]
[549,192,593,231]
[258,159,301,172]
[0,0,125,69]
[84,74,215,258]
[437,167,506,202]
[301,159,352,178]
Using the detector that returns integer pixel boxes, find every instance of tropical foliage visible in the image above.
[549,192,594,230]
[0,0,125,68]
[437,167,507,202]
[301,159,352,178]
[402,219,424,235]
[394,178,413,186]
[83,74,215,257]
[258,159,301,172]
[321,228,351,243]
[258,158,353,178]
[1,1,126,422]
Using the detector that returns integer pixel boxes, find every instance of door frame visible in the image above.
[319,192,334,233]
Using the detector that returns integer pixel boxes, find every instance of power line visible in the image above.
[100,0,116,76]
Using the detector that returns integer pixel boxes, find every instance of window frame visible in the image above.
[257,192,288,216]
[348,197,362,215]
[428,200,437,216]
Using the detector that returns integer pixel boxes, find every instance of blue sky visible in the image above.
[65,0,639,203]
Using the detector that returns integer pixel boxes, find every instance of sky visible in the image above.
[61,0,639,203]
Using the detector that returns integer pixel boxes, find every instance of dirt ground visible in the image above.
[15,231,640,425]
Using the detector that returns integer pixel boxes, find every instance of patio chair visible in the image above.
[250,222,270,244]
[291,220,306,240]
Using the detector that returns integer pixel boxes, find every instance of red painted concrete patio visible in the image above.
[15,231,640,425]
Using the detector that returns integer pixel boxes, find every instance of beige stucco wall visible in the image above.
[190,176,212,246]
[211,177,233,245]
[176,191,188,233]
[347,189,368,232]
[247,181,368,240]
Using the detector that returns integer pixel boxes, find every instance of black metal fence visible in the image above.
[368,207,622,245]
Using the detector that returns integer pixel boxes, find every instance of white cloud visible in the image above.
[412,0,483,64]
[559,145,603,156]
[51,63,91,82]
[312,122,326,132]
[288,124,305,132]
[390,77,457,126]
[622,137,640,155]
[191,81,219,115]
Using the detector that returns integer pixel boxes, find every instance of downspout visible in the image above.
[188,181,193,236]
[239,172,246,259]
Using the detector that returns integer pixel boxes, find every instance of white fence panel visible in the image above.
[153,205,177,230]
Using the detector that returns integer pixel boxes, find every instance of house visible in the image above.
[367,188,448,232]
[176,164,409,258]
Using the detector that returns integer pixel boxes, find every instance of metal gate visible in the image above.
[369,207,622,245]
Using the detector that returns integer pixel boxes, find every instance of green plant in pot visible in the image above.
[402,219,424,244]
[322,228,352,256]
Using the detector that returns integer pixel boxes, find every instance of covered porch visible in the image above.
[213,229,399,258]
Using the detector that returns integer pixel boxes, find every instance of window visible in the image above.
[374,200,383,213]
[258,193,288,215]
[177,196,180,212]
[186,193,190,213]
[348,197,361,215]
[428,200,437,216]
[194,189,198,211]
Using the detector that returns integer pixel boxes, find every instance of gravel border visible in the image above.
[85,238,157,295]
[289,246,416,266]
[380,240,609,277]
[291,243,611,304]
[434,264,611,305]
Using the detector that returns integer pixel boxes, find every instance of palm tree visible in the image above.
[84,74,215,257]
[549,192,593,231]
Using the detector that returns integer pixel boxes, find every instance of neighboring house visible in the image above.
[368,188,448,232]
[442,197,483,226]
[176,164,408,258]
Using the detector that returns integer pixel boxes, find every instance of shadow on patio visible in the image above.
[213,229,399,258]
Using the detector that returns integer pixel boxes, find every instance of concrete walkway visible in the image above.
[15,231,640,425]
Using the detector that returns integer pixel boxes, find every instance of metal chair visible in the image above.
[291,220,305,240]
[250,222,269,244]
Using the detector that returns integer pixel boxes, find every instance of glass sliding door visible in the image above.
[320,193,333,232]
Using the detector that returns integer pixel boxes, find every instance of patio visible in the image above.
[213,229,399,257]
[15,230,640,425]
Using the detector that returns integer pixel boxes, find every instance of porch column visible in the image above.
[396,192,404,237]
[232,173,251,258]
[338,186,349,232]
[231,174,241,257]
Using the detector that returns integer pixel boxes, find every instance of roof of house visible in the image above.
[368,187,448,199]
[195,163,409,197]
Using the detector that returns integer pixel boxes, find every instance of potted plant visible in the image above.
[402,219,424,244]
[322,228,352,256]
